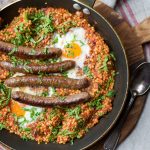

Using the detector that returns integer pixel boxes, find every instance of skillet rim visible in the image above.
[0,0,129,149]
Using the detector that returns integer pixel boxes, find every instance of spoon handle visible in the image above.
[103,92,137,150]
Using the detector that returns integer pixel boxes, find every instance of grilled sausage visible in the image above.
[0,17,3,27]
[0,60,75,74]
[0,40,62,59]
[5,75,89,89]
[11,91,91,107]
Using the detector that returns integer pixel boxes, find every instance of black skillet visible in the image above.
[0,0,129,149]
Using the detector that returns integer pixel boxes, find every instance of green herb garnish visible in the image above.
[106,76,113,90]
[52,36,58,44]
[42,47,49,54]
[30,49,36,55]
[106,90,116,97]
[49,108,59,119]
[0,83,11,109]
[58,21,77,34]
[41,91,49,97]
[8,47,18,55]
[62,71,68,77]
[83,66,93,79]
[49,125,62,142]
[0,123,5,130]
[97,54,101,62]
[66,106,81,120]
[99,56,109,71]
[89,96,104,110]
[110,52,116,61]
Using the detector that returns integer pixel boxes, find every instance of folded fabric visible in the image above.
[101,0,117,8]
[101,0,150,62]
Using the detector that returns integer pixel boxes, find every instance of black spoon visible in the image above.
[104,62,150,150]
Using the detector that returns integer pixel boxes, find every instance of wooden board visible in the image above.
[0,1,149,150]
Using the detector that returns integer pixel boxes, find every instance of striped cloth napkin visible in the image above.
[101,0,150,62]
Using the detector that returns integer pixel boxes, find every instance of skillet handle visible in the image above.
[133,17,150,44]
[77,0,96,7]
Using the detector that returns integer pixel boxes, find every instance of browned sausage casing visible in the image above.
[0,17,3,27]
[0,60,75,74]
[5,75,89,89]
[11,91,91,107]
[0,40,62,59]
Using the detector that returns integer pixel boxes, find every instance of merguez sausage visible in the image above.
[5,75,89,89]
[0,40,62,59]
[11,91,91,107]
[0,60,75,74]
[0,17,3,27]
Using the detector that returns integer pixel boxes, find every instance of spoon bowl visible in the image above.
[130,62,150,96]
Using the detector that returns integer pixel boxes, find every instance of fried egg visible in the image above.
[10,73,46,128]
[10,86,55,128]
[10,100,44,128]
[51,27,90,79]
[52,27,90,68]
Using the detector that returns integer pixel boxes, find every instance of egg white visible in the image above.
[17,105,44,128]
[52,27,90,68]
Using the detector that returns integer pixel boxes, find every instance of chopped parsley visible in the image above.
[41,91,49,97]
[110,52,116,61]
[8,71,14,77]
[58,129,75,136]
[99,56,109,71]
[61,71,68,77]
[0,83,11,109]
[10,56,30,67]
[72,35,85,46]
[29,49,36,55]
[8,47,18,55]
[22,107,41,121]
[83,66,93,79]
[97,54,101,62]
[52,36,58,44]
[64,43,73,48]
[106,90,116,97]
[42,47,49,54]
[78,40,85,46]
[66,106,81,120]
[11,10,55,47]
[51,88,66,101]
[24,128,31,132]
[89,96,104,110]
[21,135,30,141]
[49,125,62,142]
[58,21,77,34]
[66,49,74,57]
[0,123,5,130]
[10,56,32,73]
[49,108,58,119]
[36,57,62,65]
[106,76,113,90]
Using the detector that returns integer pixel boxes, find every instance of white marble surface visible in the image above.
[0,1,150,150]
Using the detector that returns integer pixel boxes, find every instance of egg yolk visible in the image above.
[10,100,25,117]
[63,42,82,58]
